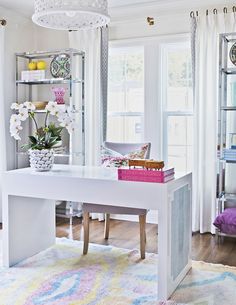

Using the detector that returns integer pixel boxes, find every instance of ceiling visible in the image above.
[0,0,179,17]
[109,0,166,7]
[0,0,235,20]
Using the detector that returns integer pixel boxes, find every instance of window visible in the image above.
[162,42,193,172]
[107,46,144,143]
[107,37,193,171]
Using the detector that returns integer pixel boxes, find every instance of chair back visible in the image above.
[103,142,151,159]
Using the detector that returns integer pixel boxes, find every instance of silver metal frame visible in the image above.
[15,48,86,224]
[217,33,236,238]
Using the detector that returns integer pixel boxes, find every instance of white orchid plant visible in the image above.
[10,101,75,150]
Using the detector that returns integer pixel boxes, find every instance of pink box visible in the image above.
[118,168,175,183]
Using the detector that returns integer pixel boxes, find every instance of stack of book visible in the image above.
[223,149,236,161]
[118,167,175,183]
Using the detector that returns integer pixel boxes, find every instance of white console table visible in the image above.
[2,165,192,301]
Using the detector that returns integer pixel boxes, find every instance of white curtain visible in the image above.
[69,29,105,221]
[191,12,236,234]
[0,26,6,222]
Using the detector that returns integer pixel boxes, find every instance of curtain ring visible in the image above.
[206,10,209,16]
[196,11,199,17]
[190,11,194,18]
[233,6,236,13]
[223,7,228,14]
[213,8,218,14]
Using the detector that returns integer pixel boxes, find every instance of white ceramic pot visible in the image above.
[28,149,54,172]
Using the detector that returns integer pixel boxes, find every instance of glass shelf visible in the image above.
[216,231,236,238]
[16,78,83,85]
[221,68,236,75]
[15,48,84,60]
[16,151,84,158]
[219,193,236,201]
[219,158,236,163]
[221,106,236,111]
[34,109,47,113]
[32,108,84,114]
[56,210,82,219]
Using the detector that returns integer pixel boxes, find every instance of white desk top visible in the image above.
[5,164,190,182]
[6,164,118,181]
[3,165,192,211]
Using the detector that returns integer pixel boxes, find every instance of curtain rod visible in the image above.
[190,6,236,18]
[0,19,6,26]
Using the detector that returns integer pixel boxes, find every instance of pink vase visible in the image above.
[52,87,66,105]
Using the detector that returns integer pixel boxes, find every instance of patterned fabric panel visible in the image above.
[171,184,191,280]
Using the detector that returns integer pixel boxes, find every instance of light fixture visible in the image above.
[32,0,110,30]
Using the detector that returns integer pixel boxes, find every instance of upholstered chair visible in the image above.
[82,142,151,259]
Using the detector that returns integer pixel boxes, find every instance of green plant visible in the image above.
[22,123,64,150]
[10,101,74,151]
[22,128,59,150]
[48,123,64,141]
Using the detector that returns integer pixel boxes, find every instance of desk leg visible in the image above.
[3,195,55,267]
[158,182,192,301]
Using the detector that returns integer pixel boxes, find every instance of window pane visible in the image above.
[107,47,144,143]
[168,145,193,172]
[168,116,193,146]
[167,49,193,111]
[107,115,143,143]
[163,42,193,172]
[167,116,193,172]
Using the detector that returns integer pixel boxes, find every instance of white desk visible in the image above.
[2,165,192,301]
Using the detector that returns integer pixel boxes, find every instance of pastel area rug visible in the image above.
[0,238,235,305]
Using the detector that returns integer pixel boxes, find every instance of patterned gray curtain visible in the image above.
[100,26,109,142]
[190,16,197,97]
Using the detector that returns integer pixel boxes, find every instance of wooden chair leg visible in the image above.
[83,212,90,255]
[139,214,146,259]
[104,213,110,239]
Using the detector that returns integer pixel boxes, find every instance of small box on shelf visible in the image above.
[21,70,46,81]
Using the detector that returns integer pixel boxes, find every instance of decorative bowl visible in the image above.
[33,101,48,110]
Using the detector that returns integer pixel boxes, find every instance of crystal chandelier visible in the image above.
[32,0,110,30]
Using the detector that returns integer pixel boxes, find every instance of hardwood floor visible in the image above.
[56,217,236,267]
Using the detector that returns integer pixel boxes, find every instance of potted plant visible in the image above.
[47,123,64,148]
[10,101,75,171]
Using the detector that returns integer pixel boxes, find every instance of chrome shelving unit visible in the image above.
[217,33,236,237]
[15,48,86,223]
[15,48,85,167]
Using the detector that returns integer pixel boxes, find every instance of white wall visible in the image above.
[108,0,236,40]
[1,7,35,170]
[109,13,190,41]
[0,6,35,221]
[34,26,69,51]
